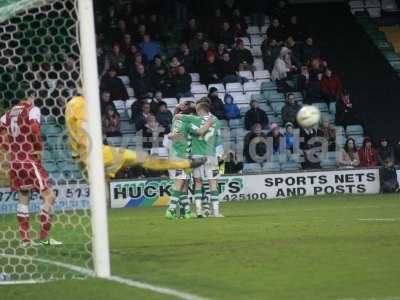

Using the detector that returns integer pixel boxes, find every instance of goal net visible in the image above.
[0,0,94,282]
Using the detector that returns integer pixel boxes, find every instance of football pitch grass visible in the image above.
[1,193,400,300]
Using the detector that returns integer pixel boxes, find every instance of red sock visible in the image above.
[39,209,52,240]
[17,215,30,242]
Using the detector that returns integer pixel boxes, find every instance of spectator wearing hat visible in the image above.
[338,137,360,167]
[284,122,295,154]
[223,94,241,120]
[281,93,302,127]
[320,69,342,111]
[267,123,284,155]
[243,123,269,163]
[199,52,221,85]
[231,39,255,71]
[207,87,225,120]
[100,67,129,101]
[377,138,395,166]
[358,137,378,167]
[379,158,400,193]
[244,100,269,130]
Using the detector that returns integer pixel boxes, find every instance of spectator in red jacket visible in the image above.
[358,137,378,167]
[320,69,342,112]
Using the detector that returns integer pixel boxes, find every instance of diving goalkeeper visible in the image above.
[65,95,206,179]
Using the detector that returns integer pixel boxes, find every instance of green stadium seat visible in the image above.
[261,162,281,172]
[280,162,301,171]
[243,163,262,174]
[346,125,364,136]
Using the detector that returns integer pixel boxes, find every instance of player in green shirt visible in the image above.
[165,104,212,220]
[179,101,224,218]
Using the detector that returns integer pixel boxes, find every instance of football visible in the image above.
[296,105,321,128]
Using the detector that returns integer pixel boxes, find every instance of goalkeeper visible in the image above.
[65,95,206,179]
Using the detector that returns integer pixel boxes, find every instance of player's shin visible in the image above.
[210,190,221,217]
[194,189,203,217]
[166,189,180,219]
[16,203,30,243]
[179,192,192,219]
[39,189,55,240]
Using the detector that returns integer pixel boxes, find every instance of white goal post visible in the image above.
[78,0,110,278]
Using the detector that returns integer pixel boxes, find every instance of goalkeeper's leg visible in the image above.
[103,146,207,179]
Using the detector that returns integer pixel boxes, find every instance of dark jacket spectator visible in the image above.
[189,32,206,53]
[176,43,196,73]
[102,105,121,137]
[232,9,248,35]
[218,52,239,82]
[199,52,221,85]
[266,18,287,43]
[302,37,320,63]
[182,18,201,43]
[208,87,225,120]
[146,14,162,41]
[285,36,302,67]
[134,101,151,131]
[196,41,212,65]
[150,67,174,98]
[244,123,269,163]
[377,138,395,166]
[379,158,399,193]
[261,38,280,71]
[244,100,269,130]
[231,39,254,71]
[131,64,154,99]
[281,93,302,126]
[285,15,306,41]
[224,94,241,120]
[155,102,173,133]
[100,68,129,101]
[358,137,379,167]
[217,22,235,47]
[100,90,115,114]
[149,91,164,115]
[106,43,127,75]
[174,65,192,97]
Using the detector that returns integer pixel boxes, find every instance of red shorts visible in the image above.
[10,160,50,192]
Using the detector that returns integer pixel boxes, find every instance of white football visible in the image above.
[296,105,321,128]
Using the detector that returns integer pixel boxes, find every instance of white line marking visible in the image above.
[357,218,398,222]
[0,254,208,300]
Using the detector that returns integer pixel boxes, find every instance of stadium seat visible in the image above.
[243,163,262,174]
[250,35,263,47]
[265,91,285,102]
[321,159,337,169]
[353,135,365,147]
[251,46,262,57]
[231,92,247,104]
[244,81,262,92]
[261,25,269,33]
[272,101,285,112]
[208,83,225,93]
[107,136,122,147]
[281,162,301,171]
[120,121,135,134]
[261,81,277,91]
[190,73,200,82]
[229,118,244,128]
[239,106,249,116]
[191,84,208,95]
[163,98,178,107]
[247,26,260,35]
[329,102,336,113]
[346,125,364,136]
[253,58,264,70]
[113,100,126,113]
[245,91,260,101]
[313,102,329,113]
[261,162,281,172]
[226,82,243,93]
[126,87,134,98]
[117,76,130,86]
[119,111,130,121]
[239,71,254,81]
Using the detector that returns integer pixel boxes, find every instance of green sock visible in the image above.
[180,192,191,213]
[168,189,180,212]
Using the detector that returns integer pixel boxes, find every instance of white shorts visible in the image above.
[193,156,220,180]
[169,168,190,180]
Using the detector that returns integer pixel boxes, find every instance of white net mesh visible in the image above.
[0,0,92,282]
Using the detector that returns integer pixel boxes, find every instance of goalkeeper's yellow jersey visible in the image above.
[65,96,88,159]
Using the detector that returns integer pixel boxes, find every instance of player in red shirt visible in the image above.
[0,91,62,247]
